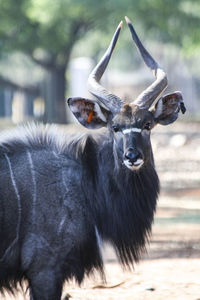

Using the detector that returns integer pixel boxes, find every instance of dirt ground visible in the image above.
[2,122,200,300]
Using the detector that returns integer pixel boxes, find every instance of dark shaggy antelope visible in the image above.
[0,17,185,300]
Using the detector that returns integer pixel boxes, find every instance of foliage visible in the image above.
[0,0,119,70]
[0,0,199,122]
[0,0,199,66]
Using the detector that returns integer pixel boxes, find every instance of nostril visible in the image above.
[125,149,142,163]
[125,151,136,161]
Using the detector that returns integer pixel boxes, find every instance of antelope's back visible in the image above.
[0,124,94,290]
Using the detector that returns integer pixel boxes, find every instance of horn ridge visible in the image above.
[87,21,124,114]
[125,16,168,108]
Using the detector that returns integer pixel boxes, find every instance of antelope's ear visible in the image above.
[152,91,186,125]
[67,97,110,129]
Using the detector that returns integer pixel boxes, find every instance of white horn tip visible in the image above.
[125,16,131,24]
[119,20,123,29]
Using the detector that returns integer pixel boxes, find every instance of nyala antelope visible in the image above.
[0,17,185,299]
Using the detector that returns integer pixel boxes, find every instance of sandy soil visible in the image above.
[61,197,200,300]
[63,259,200,300]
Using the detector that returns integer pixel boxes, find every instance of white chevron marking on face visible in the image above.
[122,128,142,134]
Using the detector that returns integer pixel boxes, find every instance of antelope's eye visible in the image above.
[112,125,120,132]
[144,122,151,130]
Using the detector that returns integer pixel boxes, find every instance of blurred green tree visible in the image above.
[0,0,199,123]
[0,0,116,122]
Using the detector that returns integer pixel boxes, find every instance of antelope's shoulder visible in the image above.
[0,123,72,155]
[0,123,102,161]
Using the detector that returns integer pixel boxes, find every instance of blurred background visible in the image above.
[0,0,199,124]
[0,0,200,299]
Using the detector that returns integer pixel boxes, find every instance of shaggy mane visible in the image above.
[0,123,89,157]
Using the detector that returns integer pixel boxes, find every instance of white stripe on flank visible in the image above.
[122,128,142,134]
[0,154,22,261]
[27,151,37,224]
[95,226,102,249]
[58,216,66,235]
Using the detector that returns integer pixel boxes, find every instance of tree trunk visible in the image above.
[44,67,67,124]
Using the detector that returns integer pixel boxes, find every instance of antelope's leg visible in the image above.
[28,268,62,300]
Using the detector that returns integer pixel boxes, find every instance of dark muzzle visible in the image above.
[124,148,143,166]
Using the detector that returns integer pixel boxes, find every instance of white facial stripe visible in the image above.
[122,128,142,134]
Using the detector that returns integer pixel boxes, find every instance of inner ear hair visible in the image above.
[68,97,111,129]
[151,98,163,118]
[151,91,186,125]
